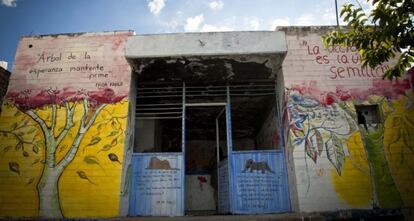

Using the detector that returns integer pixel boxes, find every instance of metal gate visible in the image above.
[129,83,290,216]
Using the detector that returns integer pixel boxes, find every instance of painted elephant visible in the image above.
[242,159,274,174]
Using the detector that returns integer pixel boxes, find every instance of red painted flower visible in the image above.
[6,87,126,111]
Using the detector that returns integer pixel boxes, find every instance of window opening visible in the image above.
[134,84,183,153]
[355,104,381,130]
[230,83,279,151]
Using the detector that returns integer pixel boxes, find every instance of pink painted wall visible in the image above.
[0,31,134,218]
[9,31,132,96]
[278,26,413,212]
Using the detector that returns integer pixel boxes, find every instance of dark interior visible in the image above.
[131,55,280,214]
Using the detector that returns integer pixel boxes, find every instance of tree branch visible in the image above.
[26,110,50,134]
[26,109,56,167]
[80,99,89,129]
[56,102,107,171]
[55,103,76,147]
[84,103,107,131]
[51,104,57,132]
[0,129,34,147]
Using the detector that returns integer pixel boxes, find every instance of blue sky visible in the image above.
[0,0,373,69]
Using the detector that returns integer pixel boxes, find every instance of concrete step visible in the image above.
[106,213,325,221]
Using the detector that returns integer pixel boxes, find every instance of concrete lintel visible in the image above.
[126,31,287,58]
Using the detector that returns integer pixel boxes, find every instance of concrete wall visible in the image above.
[256,107,279,149]
[0,31,133,218]
[278,26,414,212]
[185,175,216,211]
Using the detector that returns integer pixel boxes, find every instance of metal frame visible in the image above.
[184,99,228,213]
[215,108,225,208]
[132,81,292,214]
[181,82,186,215]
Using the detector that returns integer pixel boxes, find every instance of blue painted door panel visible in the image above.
[129,153,184,216]
[229,151,290,214]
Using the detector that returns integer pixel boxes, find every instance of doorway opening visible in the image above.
[185,105,227,215]
[130,81,284,216]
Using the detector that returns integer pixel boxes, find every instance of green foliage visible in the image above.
[323,0,414,79]
[326,134,345,176]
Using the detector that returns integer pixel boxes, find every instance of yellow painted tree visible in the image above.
[0,87,125,218]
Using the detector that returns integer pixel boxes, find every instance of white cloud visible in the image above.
[270,18,290,30]
[1,0,17,7]
[147,0,165,16]
[200,24,233,32]
[209,0,224,11]
[294,14,316,26]
[245,17,261,30]
[322,8,336,24]
[184,14,205,32]
[183,14,233,32]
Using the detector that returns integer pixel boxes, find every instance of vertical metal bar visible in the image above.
[335,0,340,27]
[226,86,232,153]
[215,106,226,212]
[225,85,233,212]
[181,82,186,215]
[216,116,220,210]
[274,83,281,141]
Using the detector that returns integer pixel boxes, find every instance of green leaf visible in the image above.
[107,131,117,137]
[111,138,118,146]
[22,151,29,157]
[26,177,35,185]
[15,142,23,151]
[8,162,20,175]
[314,129,323,156]
[108,153,121,164]
[76,171,97,185]
[10,123,17,130]
[27,128,37,134]
[98,144,113,153]
[32,145,39,154]
[84,155,100,165]
[87,137,101,146]
[111,120,117,130]
[326,134,346,176]
[305,138,317,163]
[2,146,12,153]
[31,159,40,165]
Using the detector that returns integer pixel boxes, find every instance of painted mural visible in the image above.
[230,152,290,214]
[0,32,133,218]
[287,79,413,207]
[129,154,184,216]
[281,28,414,212]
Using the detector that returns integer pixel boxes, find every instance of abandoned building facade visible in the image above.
[0,26,413,218]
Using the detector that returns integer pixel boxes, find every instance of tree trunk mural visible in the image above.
[1,88,125,218]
